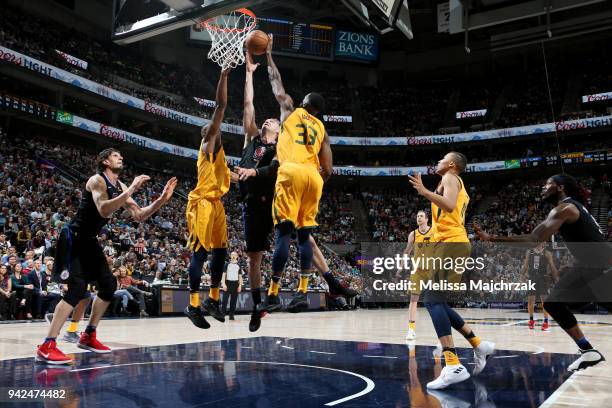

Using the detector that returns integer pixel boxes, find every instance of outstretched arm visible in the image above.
[318,132,333,182]
[243,53,259,148]
[202,68,231,155]
[266,34,293,122]
[120,177,178,222]
[474,203,579,244]
[90,174,149,218]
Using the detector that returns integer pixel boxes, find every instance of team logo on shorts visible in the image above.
[253,146,266,161]
[60,269,70,280]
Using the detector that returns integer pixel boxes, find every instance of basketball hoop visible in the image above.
[198,8,256,70]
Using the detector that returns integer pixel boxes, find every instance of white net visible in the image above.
[201,8,256,70]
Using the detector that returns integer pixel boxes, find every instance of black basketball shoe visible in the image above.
[202,298,225,323]
[184,306,210,329]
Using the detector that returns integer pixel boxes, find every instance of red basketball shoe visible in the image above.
[36,340,73,365]
[77,331,111,353]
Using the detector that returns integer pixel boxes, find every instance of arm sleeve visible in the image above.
[256,160,279,178]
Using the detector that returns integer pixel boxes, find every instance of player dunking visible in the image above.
[408,152,494,389]
[521,242,558,331]
[257,36,333,313]
[403,210,434,340]
[184,67,232,329]
[36,149,177,364]
[475,174,612,371]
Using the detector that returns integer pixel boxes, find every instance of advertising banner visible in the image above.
[54,50,88,70]
[334,30,379,62]
[582,91,612,103]
[456,109,487,119]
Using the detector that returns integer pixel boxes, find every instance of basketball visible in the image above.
[246,30,269,55]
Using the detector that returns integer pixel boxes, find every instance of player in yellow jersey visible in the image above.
[257,35,333,313]
[409,152,494,389]
[184,67,232,329]
[403,210,434,340]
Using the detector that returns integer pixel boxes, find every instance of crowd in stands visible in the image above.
[0,128,360,320]
[3,3,610,143]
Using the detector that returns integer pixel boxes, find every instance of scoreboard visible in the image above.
[255,17,334,61]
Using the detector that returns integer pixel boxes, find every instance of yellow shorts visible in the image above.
[185,198,227,251]
[430,242,472,284]
[409,268,432,296]
[272,162,323,229]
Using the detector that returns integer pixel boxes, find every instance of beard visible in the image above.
[542,190,560,204]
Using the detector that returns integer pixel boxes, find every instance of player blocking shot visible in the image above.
[475,174,612,372]
[184,67,232,329]
[256,34,333,315]
[37,149,177,364]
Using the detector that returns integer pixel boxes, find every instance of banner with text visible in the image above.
[324,115,353,123]
[456,109,487,119]
[582,91,612,103]
[0,46,243,135]
[334,30,379,62]
[193,97,216,108]
[54,50,88,70]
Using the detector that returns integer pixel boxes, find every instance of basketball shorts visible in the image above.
[53,226,111,285]
[409,268,432,296]
[547,265,612,303]
[186,198,227,251]
[242,201,273,253]
[527,273,552,296]
[272,162,323,229]
[422,242,472,303]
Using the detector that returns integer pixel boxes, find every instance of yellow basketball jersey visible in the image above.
[277,107,325,168]
[431,175,470,242]
[413,226,434,258]
[188,144,230,201]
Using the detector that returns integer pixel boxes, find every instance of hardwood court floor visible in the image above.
[1,308,610,407]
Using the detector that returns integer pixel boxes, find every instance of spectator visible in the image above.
[10,263,34,319]
[0,264,17,320]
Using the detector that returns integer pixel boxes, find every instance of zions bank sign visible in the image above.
[334,30,379,62]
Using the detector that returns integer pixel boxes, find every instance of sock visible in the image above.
[465,331,481,348]
[298,273,310,293]
[268,277,280,296]
[251,287,262,307]
[67,321,78,333]
[209,287,220,302]
[576,336,593,351]
[44,337,56,343]
[322,271,334,284]
[189,292,200,308]
[544,317,549,323]
[442,347,460,366]
[529,314,534,320]
[409,320,416,330]
[85,325,96,334]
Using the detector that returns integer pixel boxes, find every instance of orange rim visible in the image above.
[200,8,257,33]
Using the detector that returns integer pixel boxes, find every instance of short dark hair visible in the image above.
[304,92,325,114]
[551,173,579,198]
[449,151,467,173]
[95,148,120,172]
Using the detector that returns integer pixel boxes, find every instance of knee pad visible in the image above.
[96,273,118,302]
[63,279,88,307]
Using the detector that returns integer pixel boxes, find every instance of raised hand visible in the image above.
[407,173,427,196]
[160,177,178,203]
[246,52,259,73]
[130,175,150,193]
[266,33,273,55]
